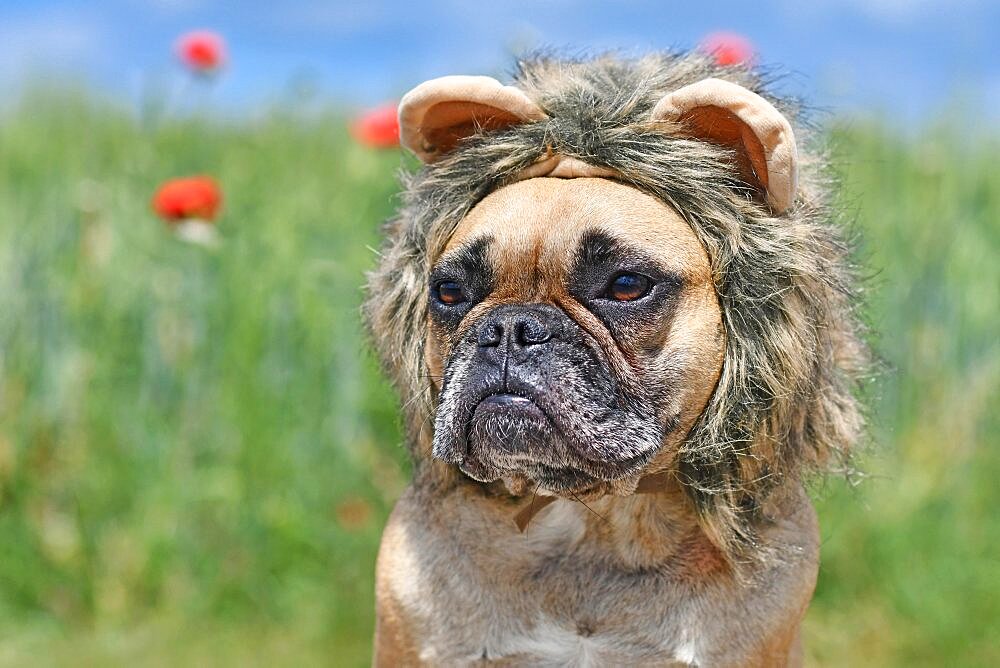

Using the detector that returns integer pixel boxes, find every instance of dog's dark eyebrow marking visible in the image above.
[431,235,494,283]
[574,230,628,268]
[570,230,673,279]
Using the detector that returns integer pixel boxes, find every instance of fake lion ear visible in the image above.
[398,75,547,163]
[650,78,798,213]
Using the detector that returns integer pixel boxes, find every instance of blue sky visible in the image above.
[2,0,998,125]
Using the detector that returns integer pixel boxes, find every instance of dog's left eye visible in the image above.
[435,280,467,306]
[605,273,652,302]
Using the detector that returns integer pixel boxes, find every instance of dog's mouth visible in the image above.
[453,388,655,491]
[462,390,556,461]
[473,392,547,421]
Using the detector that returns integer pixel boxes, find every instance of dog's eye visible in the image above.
[435,280,467,306]
[606,273,651,302]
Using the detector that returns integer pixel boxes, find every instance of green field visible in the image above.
[0,90,996,666]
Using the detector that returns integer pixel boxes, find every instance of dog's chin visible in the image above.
[457,393,556,481]
[455,393,655,496]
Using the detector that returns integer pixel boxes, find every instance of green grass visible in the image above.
[0,90,996,666]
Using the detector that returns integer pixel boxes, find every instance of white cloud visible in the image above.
[0,9,105,84]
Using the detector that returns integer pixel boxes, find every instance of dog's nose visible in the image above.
[476,304,560,349]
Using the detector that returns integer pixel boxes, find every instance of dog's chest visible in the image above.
[467,613,698,667]
[412,576,703,666]
[390,502,705,666]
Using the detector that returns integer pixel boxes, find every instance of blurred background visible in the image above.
[0,1,997,665]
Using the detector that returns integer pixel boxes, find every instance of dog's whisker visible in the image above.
[570,490,608,526]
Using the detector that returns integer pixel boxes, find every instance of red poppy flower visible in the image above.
[176,30,226,73]
[351,103,400,148]
[152,176,222,223]
[699,31,755,67]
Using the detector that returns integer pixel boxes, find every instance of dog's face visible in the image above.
[427,177,725,496]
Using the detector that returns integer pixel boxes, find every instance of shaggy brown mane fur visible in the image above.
[364,51,867,559]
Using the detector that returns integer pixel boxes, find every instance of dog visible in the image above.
[364,53,866,666]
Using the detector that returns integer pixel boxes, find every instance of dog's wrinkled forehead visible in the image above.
[438,177,711,292]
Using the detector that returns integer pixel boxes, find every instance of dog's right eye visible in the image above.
[435,281,467,306]
[605,272,652,302]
